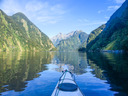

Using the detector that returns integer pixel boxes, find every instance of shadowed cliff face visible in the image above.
[0,10,55,51]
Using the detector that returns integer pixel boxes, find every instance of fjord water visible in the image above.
[0,51,128,96]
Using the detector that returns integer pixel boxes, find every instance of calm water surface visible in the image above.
[0,51,128,96]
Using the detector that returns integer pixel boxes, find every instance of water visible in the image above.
[0,51,128,96]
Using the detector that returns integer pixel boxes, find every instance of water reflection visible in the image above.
[87,52,128,96]
[51,52,88,74]
[0,51,54,94]
[87,59,106,80]
[0,51,128,96]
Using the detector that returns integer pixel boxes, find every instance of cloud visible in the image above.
[50,4,66,15]
[98,0,124,14]
[104,16,110,19]
[1,0,23,15]
[24,1,66,24]
[0,0,66,25]
[36,16,62,24]
[25,1,46,12]
[77,18,106,27]
[98,10,104,14]
[77,21,106,26]
[78,19,89,23]
[114,0,125,4]
[107,5,120,10]
[85,21,107,26]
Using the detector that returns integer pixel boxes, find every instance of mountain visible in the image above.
[56,30,88,51]
[87,24,106,44]
[51,32,75,46]
[79,24,106,51]
[86,0,128,51]
[86,24,106,50]
[0,9,55,51]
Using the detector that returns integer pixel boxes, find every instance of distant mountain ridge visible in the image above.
[55,30,88,51]
[0,9,55,51]
[51,31,81,46]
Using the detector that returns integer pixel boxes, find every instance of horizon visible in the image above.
[0,0,125,38]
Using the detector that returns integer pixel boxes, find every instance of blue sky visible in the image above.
[0,0,125,38]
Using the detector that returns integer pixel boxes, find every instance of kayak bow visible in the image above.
[52,70,84,96]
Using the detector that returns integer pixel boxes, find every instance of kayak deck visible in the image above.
[52,70,84,96]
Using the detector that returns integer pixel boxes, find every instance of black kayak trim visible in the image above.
[58,83,78,91]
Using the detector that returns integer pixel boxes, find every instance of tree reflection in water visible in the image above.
[87,52,128,96]
[0,51,128,96]
[0,51,54,93]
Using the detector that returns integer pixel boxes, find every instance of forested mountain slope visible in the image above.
[86,0,128,51]
[0,9,55,51]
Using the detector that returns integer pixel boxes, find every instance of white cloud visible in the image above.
[85,21,107,26]
[0,0,66,25]
[25,1,47,12]
[98,10,104,14]
[107,5,120,10]
[78,19,89,23]
[36,16,61,24]
[77,21,106,26]
[114,0,125,4]
[24,1,66,24]
[1,0,23,15]
[37,16,53,22]
[50,4,66,15]
[104,16,110,19]
[77,18,106,27]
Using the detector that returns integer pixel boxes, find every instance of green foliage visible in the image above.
[86,2,128,51]
[78,24,105,51]
[87,24,106,44]
[0,10,55,51]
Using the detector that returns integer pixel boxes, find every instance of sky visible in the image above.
[0,0,125,38]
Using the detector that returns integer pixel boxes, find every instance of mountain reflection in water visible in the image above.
[0,51,54,93]
[87,52,128,96]
[0,51,128,96]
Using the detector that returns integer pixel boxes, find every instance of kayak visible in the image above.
[51,70,84,96]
